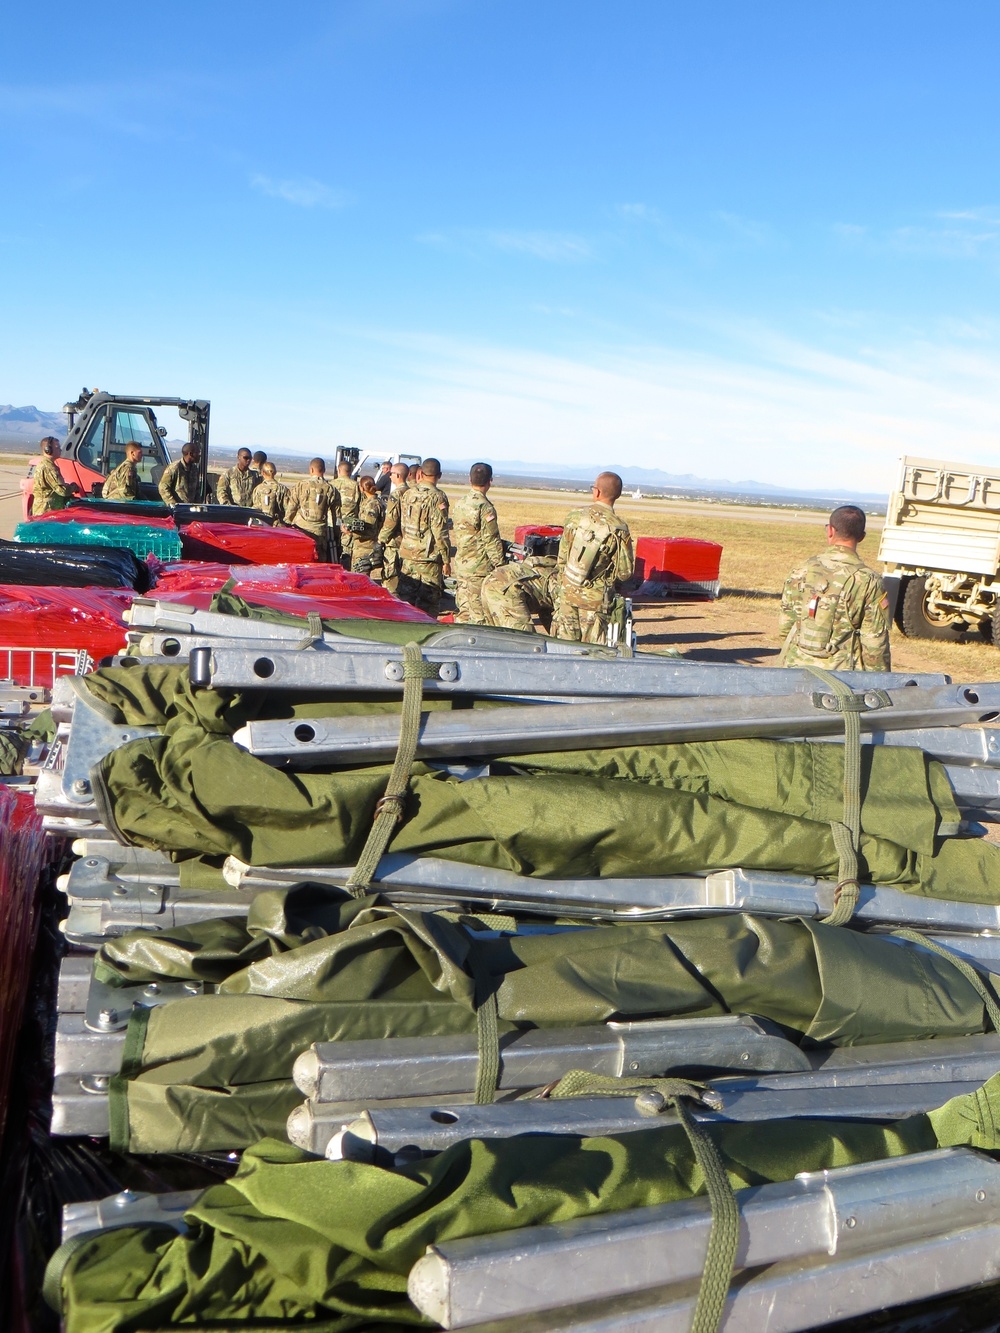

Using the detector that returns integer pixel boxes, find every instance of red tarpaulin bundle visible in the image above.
[0,788,48,1145]
[152,562,433,622]
[631,536,723,599]
[178,522,318,564]
[514,523,564,545]
[21,507,176,530]
[0,587,134,685]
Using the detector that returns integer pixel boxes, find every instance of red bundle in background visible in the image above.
[0,587,134,685]
[514,524,564,545]
[179,522,318,564]
[153,562,432,622]
[630,536,723,600]
[21,507,176,531]
[0,789,48,1148]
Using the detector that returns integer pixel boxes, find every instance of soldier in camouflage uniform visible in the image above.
[103,440,143,501]
[285,457,339,562]
[778,505,891,671]
[350,475,386,579]
[396,458,450,616]
[31,436,80,515]
[332,461,361,565]
[378,462,411,593]
[158,444,203,505]
[481,555,560,633]
[217,448,257,507]
[251,462,291,523]
[551,471,634,644]
[451,463,505,623]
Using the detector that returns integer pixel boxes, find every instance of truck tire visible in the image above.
[991,600,1000,649]
[900,575,966,641]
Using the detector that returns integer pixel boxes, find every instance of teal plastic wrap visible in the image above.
[14,521,183,561]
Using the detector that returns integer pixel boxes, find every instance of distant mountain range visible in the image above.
[442,458,886,505]
[0,403,884,504]
[0,404,65,443]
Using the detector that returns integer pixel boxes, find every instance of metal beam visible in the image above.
[224,854,1000,933]
[231,682,1000,764]
[408,1149,1000,1329]
[194,641,947,700]
[293,1017,812,1104]
[330,1076,997,1162]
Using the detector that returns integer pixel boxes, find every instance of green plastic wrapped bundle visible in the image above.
[13,520,182,561]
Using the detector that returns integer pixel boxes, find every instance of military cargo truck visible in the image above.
[878,455,1000,643]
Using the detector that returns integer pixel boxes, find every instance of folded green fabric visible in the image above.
[95,890,992,1152]
[50,1072,1000,1332]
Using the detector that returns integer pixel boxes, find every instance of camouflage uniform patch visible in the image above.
[778,546,891,672]
[285,478,339,562]
[451,489,504,624]
[332,476,361,560]
[251,480,291,523]
[158,459,203,506]
[217,465,257,507]
[377,483,409,592]
[31,457,74,515]
[481,556,559,632]
[396,483,450,616]
[551,502,634,644]
[102,459,140,502]
[350,492,386,578]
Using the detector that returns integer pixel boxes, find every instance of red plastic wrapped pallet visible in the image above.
[514,524,564,545]
[21,507,176,530]
[0,587,134,685]
[631,536,723,599]
[153,562,432,622]
[178,522,318,564]
[0,788,48,1144]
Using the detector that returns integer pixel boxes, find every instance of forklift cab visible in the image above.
[22,391,210,516]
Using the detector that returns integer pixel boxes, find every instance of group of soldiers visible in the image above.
[31,430,894,664]
[198,451,636,645]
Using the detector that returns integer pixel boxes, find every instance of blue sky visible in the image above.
[3,0,1000,490]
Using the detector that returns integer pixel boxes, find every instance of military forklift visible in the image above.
[21,389,211,518]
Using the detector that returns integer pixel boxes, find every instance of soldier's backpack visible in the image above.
[786,557,858,657]
[564,511,617,587]
[400,489,434,558]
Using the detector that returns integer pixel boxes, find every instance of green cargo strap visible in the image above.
[548,1071,738,1333]
[892,929,1000,1032]
[474,989,501,1104]
[805,666,866,926]
[344,642,434,897]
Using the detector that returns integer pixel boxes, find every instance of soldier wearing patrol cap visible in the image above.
[378,462,411,593]
[551,471,634,644]
[396,457,450,616]
[778,505,891,671]
[451,462,505,624]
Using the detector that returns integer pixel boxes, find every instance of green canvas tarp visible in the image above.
[46,1074,1000,1333]
[97,890,995,1153]
[82,666,1000,901]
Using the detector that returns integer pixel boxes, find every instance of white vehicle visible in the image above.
[334,446,422,479]
[878,455,1000,643]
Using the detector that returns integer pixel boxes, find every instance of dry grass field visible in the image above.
[484,483,1000,684]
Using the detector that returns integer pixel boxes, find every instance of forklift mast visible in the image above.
[54,389,211,503]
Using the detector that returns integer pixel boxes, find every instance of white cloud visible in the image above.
[250,174,354,209]
[417,228,593,262]
[222,316,1000,493]
[714,211,774,246]
[834,208,1000,261]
